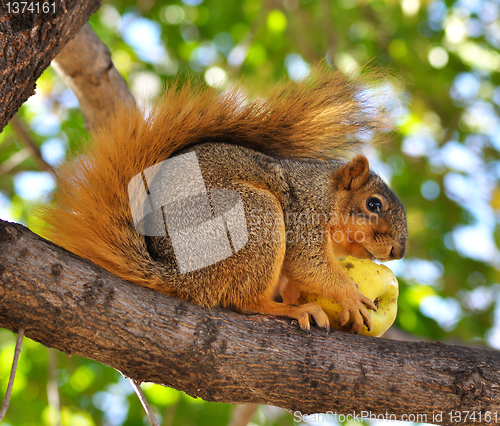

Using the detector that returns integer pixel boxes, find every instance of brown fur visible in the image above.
[39,69,406,332]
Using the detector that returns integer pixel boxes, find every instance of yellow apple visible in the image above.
[298,256,399,337]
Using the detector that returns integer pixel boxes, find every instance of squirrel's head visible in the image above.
[328,155,407,262]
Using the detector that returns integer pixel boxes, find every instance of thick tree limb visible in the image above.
[51,23,136,129]
[0,0,103,131]
[0,219,499,426]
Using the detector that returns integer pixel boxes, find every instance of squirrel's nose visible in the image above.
[390,244,405,260]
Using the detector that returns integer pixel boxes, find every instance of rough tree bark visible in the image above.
[0,0,103,131]
[0,219,499,426]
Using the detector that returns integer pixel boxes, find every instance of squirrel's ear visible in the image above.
[333,155,370,191]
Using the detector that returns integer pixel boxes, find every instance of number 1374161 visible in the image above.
[6,2,56,14]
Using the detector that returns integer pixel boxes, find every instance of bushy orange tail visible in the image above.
[39,68,392,287]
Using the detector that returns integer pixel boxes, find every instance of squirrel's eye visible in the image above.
[366,197,382,213]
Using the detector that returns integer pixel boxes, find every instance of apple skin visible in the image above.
[298,256,399,337]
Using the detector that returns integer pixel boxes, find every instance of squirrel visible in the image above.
[40,68,407,333]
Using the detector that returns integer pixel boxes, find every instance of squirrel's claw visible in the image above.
[359,306,373,333]
[361,294,378,312]
[295,303,330,330]
[338,292,375,333]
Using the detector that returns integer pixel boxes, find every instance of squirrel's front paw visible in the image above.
[338,291,377,333]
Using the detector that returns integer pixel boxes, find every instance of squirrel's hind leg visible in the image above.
[227,184,329,330]
[234,267,330,331]
[236,299,330,331]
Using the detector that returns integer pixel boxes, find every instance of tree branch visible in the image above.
[9,115,53,173]
[0,219,499,426]
[0,0,103,131]
[228,404,258,426]
[128,379,159,426]
[51,23,136,129]
[0,327,24,421]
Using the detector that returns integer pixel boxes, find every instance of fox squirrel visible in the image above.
[40,69,407,333]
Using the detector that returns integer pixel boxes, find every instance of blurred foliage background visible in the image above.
[1,0,500,424]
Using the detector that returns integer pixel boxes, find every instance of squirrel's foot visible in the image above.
[237,300,330,331]
[292,303,330,331]
[338,291,377,333]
